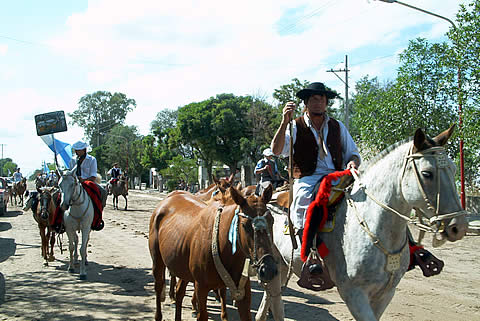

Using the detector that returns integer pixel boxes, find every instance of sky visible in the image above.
[0,0,467,177]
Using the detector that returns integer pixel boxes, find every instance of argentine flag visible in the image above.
[40,134,73,168]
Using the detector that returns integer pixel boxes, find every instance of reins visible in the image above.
[211,205,272,301]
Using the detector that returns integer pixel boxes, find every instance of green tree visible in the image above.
[451,0,480,189]
[160,155,198,192]
[176,94,252,180]
[1,158,17,177]
[69,91,136,148]
[147,109,180,172]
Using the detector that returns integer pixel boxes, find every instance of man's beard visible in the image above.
[311,111,325,116]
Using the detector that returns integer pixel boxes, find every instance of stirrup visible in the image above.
[412,248,444,277]
[297,249,335,291]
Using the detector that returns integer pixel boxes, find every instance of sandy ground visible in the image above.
[1,185,480,321]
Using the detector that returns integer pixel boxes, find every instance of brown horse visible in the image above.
[149,185,277,321]
[34,187,59,265]
[12,177,27,207]
[111,175,128,210]
[165,176,234,309]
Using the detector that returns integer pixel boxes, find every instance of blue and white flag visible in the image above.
[40,134,72,168]
[43,161,49,173]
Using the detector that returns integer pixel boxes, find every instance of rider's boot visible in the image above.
[407,228,444,277]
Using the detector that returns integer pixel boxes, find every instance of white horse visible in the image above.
[58,168,94,280]
[257,126,468,321]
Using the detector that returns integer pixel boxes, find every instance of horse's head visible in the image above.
[38,186,56,220]
[58,169,79,211]
[402,125,467,243]
[210,176,233,203]
[229,184,278,283]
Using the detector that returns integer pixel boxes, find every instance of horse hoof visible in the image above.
[68,268,75,273]
[43,262,49,267]
[48,256,55,262]
[79,274,87,280]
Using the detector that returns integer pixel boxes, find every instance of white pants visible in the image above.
[291,171,340,230]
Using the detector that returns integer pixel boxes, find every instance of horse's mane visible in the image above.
[360,137,412,172]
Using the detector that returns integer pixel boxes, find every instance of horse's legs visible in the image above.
[169,273,177,302]
[123,195,127,211]
[235,282,252,321]
[340,287,378,321]
[174,278,188,321]
[48,230,56,261]
[78,228,91,279]
[256,244,288,321]
[66,229,76,273]
[371,289,395,320]
[194,282,210,321]
[255,271,284,321]
[150,239,166,321]
[39,224,47,261]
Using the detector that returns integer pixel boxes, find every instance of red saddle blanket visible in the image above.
[301,169,352,262]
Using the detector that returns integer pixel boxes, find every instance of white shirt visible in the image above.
[280,112,361,177]
[13,172,23,182]
[69,154,98,180]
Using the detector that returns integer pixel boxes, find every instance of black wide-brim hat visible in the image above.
[296,82,339,100]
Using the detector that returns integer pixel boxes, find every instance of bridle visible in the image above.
[236,207,273,269]
[351,143,467,235]
[60,173,91,220]
[402,145,467,227]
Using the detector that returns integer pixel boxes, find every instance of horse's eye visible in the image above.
[421,171,433,179]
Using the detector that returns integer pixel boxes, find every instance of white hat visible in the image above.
[262,148,274,157]
[72,141,88,150]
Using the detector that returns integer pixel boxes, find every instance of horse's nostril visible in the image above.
[451,226,458,235]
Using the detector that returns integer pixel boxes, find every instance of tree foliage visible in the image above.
[69,91,136,148]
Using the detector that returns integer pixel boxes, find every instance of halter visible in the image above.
[236,208,272,269]
[353,143,467,235]
[63,175,91,221]
[211,205,272,301]
[402,145,467,225]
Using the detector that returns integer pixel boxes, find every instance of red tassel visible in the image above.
[301,169,352,262]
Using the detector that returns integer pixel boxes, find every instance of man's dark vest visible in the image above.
[111,168,121,179]
[292,116,343,178]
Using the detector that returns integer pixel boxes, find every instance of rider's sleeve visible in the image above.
[339,120,361,167]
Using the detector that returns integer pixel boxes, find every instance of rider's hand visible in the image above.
[346,161,358,170]
[282,102,296,124]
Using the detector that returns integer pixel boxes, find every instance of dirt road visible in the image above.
[1,187,480,320]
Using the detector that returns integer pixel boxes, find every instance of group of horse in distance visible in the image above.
[9,125,469,321]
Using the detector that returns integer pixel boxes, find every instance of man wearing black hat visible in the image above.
[271,82,360,287]
[272,82,360,229]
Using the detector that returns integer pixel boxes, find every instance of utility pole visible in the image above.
[327,55,350,130]
[0,143,5,176]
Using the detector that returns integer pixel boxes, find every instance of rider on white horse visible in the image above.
[68,141,107,208]
[271,82,361,288]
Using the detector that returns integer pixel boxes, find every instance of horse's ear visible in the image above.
[261,183,273,204]
[433,124,455,146]
[212,174,219,184]
[229,186,247,207]
[413,128,427,151]
[236,182,242,190]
